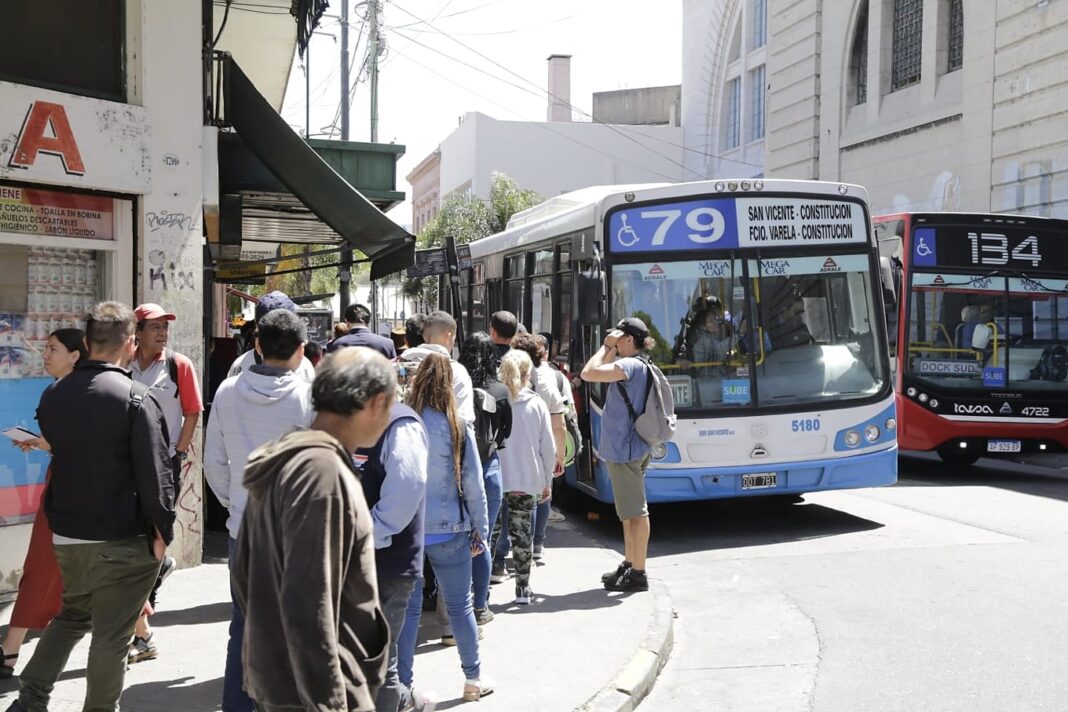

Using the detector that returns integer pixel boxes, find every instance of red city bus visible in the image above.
[874,212,1068,465]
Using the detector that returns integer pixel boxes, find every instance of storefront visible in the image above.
[0,81,147,597]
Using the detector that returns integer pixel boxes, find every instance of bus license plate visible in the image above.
[987,439,1021,453]
[742,473,777,490]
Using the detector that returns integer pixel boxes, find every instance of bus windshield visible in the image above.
[906,272,1068,393]
[610,254,886,411]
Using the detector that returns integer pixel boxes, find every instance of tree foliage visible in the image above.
[402,172,542,312]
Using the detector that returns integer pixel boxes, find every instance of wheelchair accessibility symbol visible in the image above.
[616,214,640,248]
[915,237,932,257]
[912,229,937,265]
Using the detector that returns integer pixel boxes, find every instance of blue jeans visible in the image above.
[375,575,417,712]
[472,456,502,610]
[398,534,482,684]
[225,537,256,712]
[533,496,551,548]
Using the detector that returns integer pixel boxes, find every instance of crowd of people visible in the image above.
[1,292,660,712]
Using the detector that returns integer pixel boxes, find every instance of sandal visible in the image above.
[1,652,18,679]
[462,678,494,702]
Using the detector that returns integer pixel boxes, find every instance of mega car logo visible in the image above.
[699,261,729,277]
[761,259,790,276]
[1021,278,1043,292]
[819,257,841,273]
[971,277,994,290]
[954,403,994,415]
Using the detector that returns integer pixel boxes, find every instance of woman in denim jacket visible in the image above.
[396,353,492,702]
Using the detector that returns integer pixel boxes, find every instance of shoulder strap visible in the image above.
[164,348,180,399]
[616,369,639,421]
[128,380,149,424]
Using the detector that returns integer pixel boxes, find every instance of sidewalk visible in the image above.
[0,518,672,712]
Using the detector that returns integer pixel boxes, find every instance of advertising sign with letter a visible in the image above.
[0,81,151,194]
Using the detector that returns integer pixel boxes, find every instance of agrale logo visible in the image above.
[999,402,1012,415]
[954,403,993,415]
[644,264,666,280]
[933,275,946,286]
[819,257,841,273]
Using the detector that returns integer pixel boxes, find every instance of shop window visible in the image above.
[891,0,923,91]
[0,0,125,101]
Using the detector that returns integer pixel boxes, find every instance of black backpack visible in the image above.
[472,386,511,465]
[1030,345,1068,382]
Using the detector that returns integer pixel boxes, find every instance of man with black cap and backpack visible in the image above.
[581,317,658,592]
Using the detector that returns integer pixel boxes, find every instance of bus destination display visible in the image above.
[910,225,1061,271]
[606,196,868,254]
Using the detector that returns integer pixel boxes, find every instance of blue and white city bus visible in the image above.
[465,179,897,504]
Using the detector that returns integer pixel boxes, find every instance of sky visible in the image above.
[279,0,683,228]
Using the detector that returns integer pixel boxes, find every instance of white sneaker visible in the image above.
[548,507,566,523]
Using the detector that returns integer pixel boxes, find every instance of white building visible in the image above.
[682,0,1068,217]
[408,56,688,229]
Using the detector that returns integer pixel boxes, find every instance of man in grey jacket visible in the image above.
[204,308,315,712]
[398,311,475,423]
[232,347,395,712]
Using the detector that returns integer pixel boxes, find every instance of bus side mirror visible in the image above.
[879,257,898,307]
[577,270,604,325]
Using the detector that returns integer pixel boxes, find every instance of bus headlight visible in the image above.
[906,387,917,397]
[714,182,726,192]
[918,393,929,403]
[885,418,897,431]
[741,180,751,191]
[864,424,881,442]
[754,180,764,191]
[844,430,861,447]
[928,399,939,409]
[651,443,668,461]
[728,181,739,191]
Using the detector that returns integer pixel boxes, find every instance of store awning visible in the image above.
[224,57,414,279]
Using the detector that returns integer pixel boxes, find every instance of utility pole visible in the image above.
[337,1,353,319]
[367,0,381,333]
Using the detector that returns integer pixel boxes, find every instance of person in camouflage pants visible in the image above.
[491,494,537,590]
[495,350,556,604]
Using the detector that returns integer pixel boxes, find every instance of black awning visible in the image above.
[224,57,414,280]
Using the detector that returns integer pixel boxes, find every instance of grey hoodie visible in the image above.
[399,343,476,422]
[203,367,314,538]
[233,429,388,712]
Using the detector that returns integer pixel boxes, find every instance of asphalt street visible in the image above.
[573,453,1068,712]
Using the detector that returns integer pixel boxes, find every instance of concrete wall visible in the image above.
[138,0,206,567]
[436,112,686,203]
[592,85,682,126]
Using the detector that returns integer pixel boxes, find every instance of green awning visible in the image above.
[224,57,414,279]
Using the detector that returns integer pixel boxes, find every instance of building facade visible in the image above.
[0,2,208,593]
[408,111,687,226]
[683,0,1068,217]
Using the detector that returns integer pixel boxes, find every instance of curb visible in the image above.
[576,578,675,712]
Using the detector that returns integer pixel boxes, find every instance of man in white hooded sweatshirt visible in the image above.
[204,308,315,712]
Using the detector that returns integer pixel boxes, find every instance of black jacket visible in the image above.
[39,360,177,543]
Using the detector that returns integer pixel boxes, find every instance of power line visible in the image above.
[388,1,763,172]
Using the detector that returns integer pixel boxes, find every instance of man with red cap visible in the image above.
[128,302,204,662]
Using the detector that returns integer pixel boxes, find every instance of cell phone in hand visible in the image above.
[2,426,40,442]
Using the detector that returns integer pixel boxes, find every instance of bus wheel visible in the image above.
[936,444,980,467]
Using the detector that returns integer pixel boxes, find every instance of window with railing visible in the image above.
[850,2,869,105]
[751,0,767,49]
[947,0,963,72]
[725,78,741,149]
[891,0,923,91]
[749,66,766,141]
